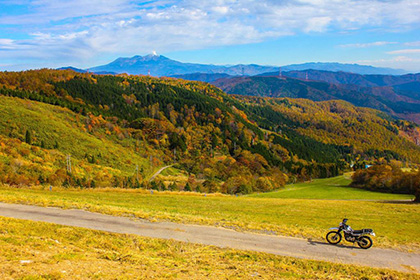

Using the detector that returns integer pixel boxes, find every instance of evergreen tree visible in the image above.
[169,182,178,191]
[25,130,32,144]
[150,181,159,190]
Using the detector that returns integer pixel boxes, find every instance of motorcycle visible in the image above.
[326,219,375,249]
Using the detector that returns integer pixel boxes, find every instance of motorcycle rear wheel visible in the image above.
[326,231,342,244]
[357,236,373,249]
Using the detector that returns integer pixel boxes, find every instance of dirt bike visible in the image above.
[326,219,375,249]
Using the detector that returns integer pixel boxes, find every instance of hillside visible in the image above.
[261,70,420,88]
[0,95,155,188]
[235,96,420,162]
[0,70,292,192]
[171,72,232,83]
[213,75,420,124]
[1,69,419,191]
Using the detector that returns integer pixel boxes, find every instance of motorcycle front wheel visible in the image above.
[357,236,373,249]
[326,231,342,244]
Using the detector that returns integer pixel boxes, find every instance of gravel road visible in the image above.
[0,202,418,273]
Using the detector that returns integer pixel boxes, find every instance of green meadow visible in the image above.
[0,176,418,250]
[249,175,415,200]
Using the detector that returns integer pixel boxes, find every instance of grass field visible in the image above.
[249,176,415,200]
[0,95,152,175]
[0,177,419,251]
[0,216,418,280]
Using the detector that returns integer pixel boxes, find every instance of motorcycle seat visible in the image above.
[353,229,373,234]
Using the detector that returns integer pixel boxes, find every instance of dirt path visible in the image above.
[0,202,419,273]
[148,165,173,182]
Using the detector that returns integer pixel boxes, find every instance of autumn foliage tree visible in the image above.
[351,164,420,202]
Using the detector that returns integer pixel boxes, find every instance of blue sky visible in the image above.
[0,0,419,72]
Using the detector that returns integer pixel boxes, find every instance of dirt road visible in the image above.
[0,202,419,273]
[148,165,172,182]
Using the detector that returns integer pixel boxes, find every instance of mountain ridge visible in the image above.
[83,54,406,76]
[281,62,406,75]
[258,69,420,87]
[211,75,420,124]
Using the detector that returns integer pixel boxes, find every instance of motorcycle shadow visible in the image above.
[307,238,364,250]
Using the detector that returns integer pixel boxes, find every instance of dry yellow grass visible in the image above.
[0,216,418,280]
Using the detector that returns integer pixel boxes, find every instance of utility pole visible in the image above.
[66,155,72,174]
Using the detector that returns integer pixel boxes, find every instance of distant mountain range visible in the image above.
[281,62,406,75]
[211,73,420,124]
[88,54,279,76]
[57,54,420,123]
[57,66,116,75]
[59,54,408,76]
[258,70,420,87]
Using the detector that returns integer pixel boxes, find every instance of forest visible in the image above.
[1,69,420,193]
[351,164,420,202]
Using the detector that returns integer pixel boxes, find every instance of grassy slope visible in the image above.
[249,176,414,200]
[0,183,418,250]
[239,96,420,163]
[0,96,152,175]
[279,99,420,161]
[1,217,418,280]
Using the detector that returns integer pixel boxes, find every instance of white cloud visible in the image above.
[405,41,420,46]
[0,38,15,49]
[0,0,419,68]
[387,49,420,54]
[392,56,419,62]
[212,6,229,14]
[358,56,420,73]
[339,41,397,48]
[304,17,332,32]
[0,0,136,25]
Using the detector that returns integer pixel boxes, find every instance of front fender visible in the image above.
[329,227,339,230]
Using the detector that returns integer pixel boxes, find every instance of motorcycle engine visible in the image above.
[345,234,355,242]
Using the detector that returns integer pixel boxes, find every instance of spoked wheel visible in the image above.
[326,231,342,244]
[357,236,373,249]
